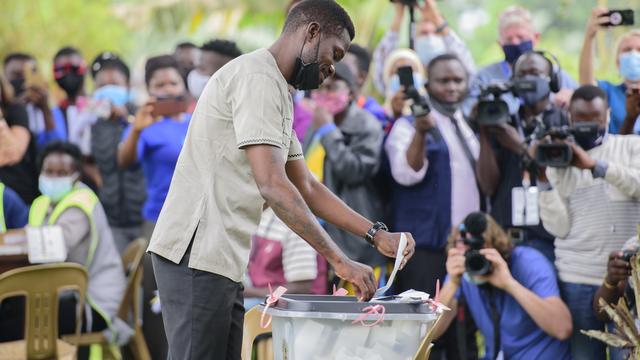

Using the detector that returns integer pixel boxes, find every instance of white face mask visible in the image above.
[414,35,447,66]
[187,70,210,99]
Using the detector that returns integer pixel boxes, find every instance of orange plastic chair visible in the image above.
[62,238,151,360]
[0,263,88,360]
[241,306,274,360]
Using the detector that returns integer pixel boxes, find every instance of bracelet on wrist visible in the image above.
[603,278,617,290]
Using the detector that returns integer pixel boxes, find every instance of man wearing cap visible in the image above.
[304,62,386,269]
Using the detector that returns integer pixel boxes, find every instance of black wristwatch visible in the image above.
[365,222,388,247]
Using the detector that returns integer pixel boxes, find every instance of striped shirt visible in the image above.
[251,208,318,283]
[539,135,640,285]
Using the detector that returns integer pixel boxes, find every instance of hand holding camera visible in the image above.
[605,251,633,288]
[568,141,597,170]
[475,248,517,291]
[625,88,640,123]
[446,247,465,285]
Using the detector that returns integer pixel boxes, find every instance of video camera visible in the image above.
[462,213,492,277]
[620,249,637,263]
[397,66,430,118]
[476,80,537,126]
[534,122,599,168]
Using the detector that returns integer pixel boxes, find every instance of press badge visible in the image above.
[511,185,540,226]
[26,225,67,264]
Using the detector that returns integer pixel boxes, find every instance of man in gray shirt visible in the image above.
[148,1,416,359]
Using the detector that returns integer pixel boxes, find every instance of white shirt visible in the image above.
[539,134,640,285]
[385,109,480,226]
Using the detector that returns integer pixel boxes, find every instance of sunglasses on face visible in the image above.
[53,61,87,79]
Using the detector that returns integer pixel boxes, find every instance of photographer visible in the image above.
[464,6,576,117]
[579,7,640,135]
[435,212,572,360]
[592,237,638,360]
[385,54,479,359]
[372,0,475,95]
[537,85,640,360]
[476,51,567,263]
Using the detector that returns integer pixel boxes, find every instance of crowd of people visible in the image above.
[0,0,639,359]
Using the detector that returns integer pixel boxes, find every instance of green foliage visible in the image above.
[0,0,132,78]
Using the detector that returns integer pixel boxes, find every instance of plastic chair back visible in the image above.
[242,306,273,360]
[0,263,88,359]
[118,238,150,360]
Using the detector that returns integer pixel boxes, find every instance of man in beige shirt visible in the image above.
[148,1,416,359]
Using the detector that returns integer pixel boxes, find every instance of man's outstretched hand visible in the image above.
[374,231,416,270]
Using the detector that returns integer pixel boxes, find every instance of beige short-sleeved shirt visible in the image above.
[147,48,304,282]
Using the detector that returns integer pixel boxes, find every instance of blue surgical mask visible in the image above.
[39,175,76,203]
[620,51,640,81]
[414,35,447,67]
[93,85,131,107]
[388,73,425,95]
[502,40,534,65]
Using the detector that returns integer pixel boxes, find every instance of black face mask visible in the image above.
[10,79,25,96]
[290,32,322,91]
[56,73,84,96]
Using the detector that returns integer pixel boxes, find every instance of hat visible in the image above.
[333,62,356,89]
[91,52,130,80]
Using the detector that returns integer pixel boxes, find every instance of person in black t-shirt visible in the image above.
[0,72,38,204]
[476,51,568,264]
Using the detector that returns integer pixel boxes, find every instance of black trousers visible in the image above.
[396,248,478,360]
[152,246,244,360]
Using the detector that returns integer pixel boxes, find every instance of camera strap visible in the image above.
[488,287,502,360]
[456,293,468,359]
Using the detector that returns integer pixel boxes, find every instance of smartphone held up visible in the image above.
[600,9,634,27]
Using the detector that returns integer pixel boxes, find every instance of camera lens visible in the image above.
[465,250,492,277]
[610,12,622,25]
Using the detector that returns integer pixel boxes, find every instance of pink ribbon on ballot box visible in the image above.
[260,284,287,328]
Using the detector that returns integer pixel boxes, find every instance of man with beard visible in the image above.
[148,1,416,359]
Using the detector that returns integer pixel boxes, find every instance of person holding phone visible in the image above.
[118,55,190,231]
[117,54,190,360]
[579,7,640,135]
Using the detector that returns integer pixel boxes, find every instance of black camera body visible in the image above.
[462,212,492,277]
[464,237,492,277]
[620,249,637,262]
[535,122,599,168]
[397,66,430,118]
[476,80,537,126]
[390,0,418,6]
[600,9,634,27]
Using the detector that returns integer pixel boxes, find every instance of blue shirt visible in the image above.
[449,247,571,360]
[121,115,190,221]
[597,80,640,135]
[464,61,578,118]
[3,184,28,230]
